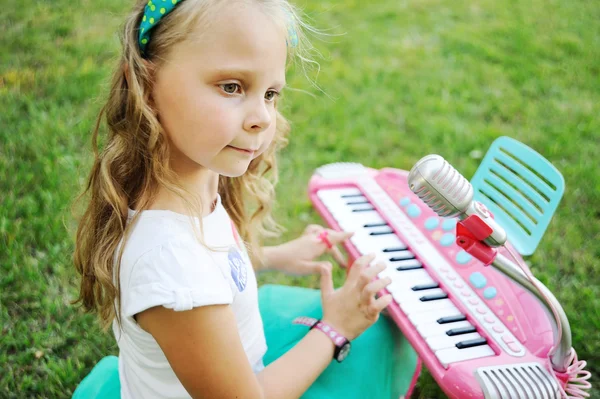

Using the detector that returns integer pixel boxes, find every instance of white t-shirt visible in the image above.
[112,195,267,399]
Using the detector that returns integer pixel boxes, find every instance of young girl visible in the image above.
[73,0,418,398]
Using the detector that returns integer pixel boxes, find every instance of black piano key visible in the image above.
[352,207,375,212]
[437,315,467,324]
[389,255,415,261]
[341,193,364,198]
[419,293,448,302]
[346,200,369,205]
[363,222,388,228]
[383,247,407,253]
[411,282,440,291]
[456,337,488,349]
[370,231,394,236]
[395,263,423,271]
[446,326,477,336]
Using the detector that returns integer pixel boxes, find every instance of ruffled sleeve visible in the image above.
[121,233,234,318]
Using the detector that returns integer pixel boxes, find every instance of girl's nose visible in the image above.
[243,99,272,133]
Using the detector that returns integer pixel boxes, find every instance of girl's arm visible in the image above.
[137,303,335,399]
[137,254,390,399]
[259,227,352,274]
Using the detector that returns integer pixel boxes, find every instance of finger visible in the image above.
[304,224,323,235]
[356,261,387,289]
[326,229,354,245]
[361,276,392,303]
[368,294,394,316]
[319,262,334,299]
[363,260,387,281]
[330,245,347,268]
[347,253,376,283]
[305,260,331,275]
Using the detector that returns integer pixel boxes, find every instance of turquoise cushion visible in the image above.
[72,355,120,399]
[73,284,419,399]
[259,284,418,399]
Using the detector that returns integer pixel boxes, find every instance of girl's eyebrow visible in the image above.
[212,68,286,88]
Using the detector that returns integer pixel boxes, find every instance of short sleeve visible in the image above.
[121,234,234,318]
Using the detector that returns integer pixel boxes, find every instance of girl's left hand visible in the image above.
[264,225,354,276]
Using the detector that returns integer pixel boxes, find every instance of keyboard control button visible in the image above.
[493,325,505,333]
[501,334,514,344]
[424,217,439,230]
[508,342,522,353]
[407,204,421,218]
[469,272,487,289]
[440,233,455,247]
[442,218,458,231]
[483,287,497,299]
[456,251,473,265]
[399,197,411,207]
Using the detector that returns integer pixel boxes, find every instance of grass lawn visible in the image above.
[1,0,598,397]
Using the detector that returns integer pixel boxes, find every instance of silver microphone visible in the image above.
[408,154,507,247]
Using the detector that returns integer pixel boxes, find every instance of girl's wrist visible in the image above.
[258,245,282,272]
[321,317,354,341]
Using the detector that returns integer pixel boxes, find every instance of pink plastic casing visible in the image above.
[308,167,564,399]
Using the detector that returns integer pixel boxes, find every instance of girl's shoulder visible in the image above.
[116,207,237,317]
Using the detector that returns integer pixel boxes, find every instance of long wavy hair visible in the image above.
[72,0,319,330]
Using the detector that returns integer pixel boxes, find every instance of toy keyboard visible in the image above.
[309,163,562,399]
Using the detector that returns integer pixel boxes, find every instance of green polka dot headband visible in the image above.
[138,0,183,55]
[138,0,298,56]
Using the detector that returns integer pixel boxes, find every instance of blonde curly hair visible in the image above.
[72,0,318,330]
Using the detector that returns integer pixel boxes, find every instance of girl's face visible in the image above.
[151,3,288,178]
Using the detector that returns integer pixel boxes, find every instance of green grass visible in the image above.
[1,0,598,397]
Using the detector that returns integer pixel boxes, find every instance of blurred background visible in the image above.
[1,0,598,397]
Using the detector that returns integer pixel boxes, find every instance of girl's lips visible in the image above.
[228,145,255,155]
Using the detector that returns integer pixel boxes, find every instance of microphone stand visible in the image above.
[455,214,573,373]
[491,253,572,373]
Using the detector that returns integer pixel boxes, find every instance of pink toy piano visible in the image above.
[308,159,590,399]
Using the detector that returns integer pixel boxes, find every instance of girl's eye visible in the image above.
[221,83,240,94]
[265,90,279,101]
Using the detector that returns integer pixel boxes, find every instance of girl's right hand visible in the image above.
[319,253,393,341]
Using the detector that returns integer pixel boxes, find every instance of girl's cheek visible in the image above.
[254,127,277,158]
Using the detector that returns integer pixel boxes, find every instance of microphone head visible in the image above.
[408,154,474,218]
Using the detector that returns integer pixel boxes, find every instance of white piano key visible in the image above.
[426,332,482,352]
[350,231,406,252]
[435,345,495,369]
[337,211,385,231]
[351,232,401,256]
[417,320,472,338]
[408,306,463,327]
[317,188,362,200]
[399,298,457,315]
[383,268,435,287]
